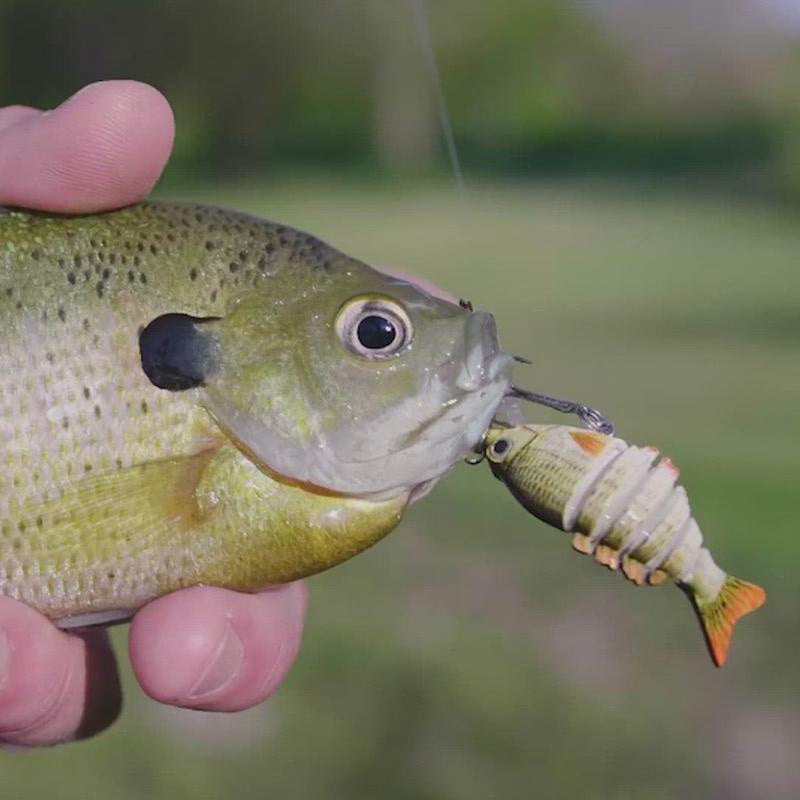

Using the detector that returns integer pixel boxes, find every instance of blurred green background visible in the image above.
[1,1,798,798]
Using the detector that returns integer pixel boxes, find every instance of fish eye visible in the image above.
[336,297,412,358]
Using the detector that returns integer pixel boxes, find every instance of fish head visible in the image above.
[200,259,513,498]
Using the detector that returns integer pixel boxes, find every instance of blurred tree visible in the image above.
[0,0,797,190]
[369,0,437,172]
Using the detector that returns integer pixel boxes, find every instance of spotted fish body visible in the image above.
[0,201,512,626]
[484,424,766,666]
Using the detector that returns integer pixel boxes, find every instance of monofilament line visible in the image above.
[407,0,464,193]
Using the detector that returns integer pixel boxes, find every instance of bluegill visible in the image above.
[484,424,766,667]
[0,201,512,627]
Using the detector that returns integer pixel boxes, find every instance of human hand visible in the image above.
[0,81,307,747]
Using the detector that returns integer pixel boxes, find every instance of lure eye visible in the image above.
[491,438,510,457]
[336,297,412,358]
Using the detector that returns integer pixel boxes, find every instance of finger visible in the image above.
[0,598,121,747]
[129,582,307,713]
[0,106,39,134]
[0,80,174,213]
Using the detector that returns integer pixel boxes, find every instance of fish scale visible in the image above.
[0,205,251,506]
[0,203,369,618]
[0,201,513,625]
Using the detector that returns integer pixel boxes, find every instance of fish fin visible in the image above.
[24,448,219,561]
[571,533,593,555]
[648,568,669,586]
[621,555,647,585]
[569,431,607,456]
[594,544,618,570]
[690,576,766,667]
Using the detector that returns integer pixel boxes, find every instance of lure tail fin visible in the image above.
[692,576,766,667]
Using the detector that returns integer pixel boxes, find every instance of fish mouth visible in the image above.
[387,311,512,467]
[456,312,508,391]
[324,310,512,497]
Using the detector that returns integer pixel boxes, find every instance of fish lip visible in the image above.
[456,312,511,391]
[404,311,510,446]
[403,366,509,446]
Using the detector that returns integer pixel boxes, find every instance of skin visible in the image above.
[0,81,307,746]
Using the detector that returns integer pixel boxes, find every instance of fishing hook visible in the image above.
[508,385,616,435]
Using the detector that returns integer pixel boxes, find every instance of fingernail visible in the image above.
[187,621,244,701]
[0,632,9,691]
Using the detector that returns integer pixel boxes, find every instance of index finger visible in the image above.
[0,81,174,213]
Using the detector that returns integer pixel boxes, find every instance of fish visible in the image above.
[483,423,766,667]
[0,201,513,627]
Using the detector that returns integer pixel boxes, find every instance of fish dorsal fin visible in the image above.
[569,431,607,456]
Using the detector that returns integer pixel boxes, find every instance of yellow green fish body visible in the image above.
[0,201,512,626]
[484,424,766,666]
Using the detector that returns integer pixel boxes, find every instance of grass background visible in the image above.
[2,178,797,799]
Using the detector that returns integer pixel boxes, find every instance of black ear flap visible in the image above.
[139,313,219,391]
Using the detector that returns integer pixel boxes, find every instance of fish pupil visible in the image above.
[357,315,396,350]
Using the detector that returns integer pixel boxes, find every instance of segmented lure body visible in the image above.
[484,424,765,666]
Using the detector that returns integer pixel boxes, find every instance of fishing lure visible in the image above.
[483,422,766,666]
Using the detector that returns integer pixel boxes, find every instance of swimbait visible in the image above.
[483,423,766,666]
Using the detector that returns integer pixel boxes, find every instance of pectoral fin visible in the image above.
[20,448,218,562]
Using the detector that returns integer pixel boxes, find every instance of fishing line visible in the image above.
[406,0,464,193]
[405,6,613,439]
